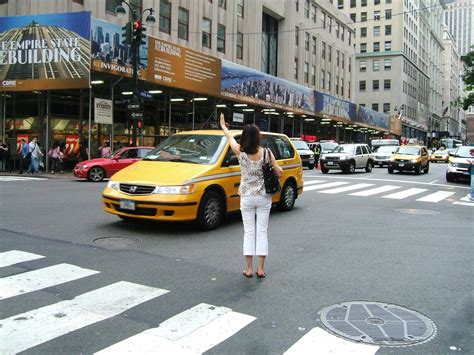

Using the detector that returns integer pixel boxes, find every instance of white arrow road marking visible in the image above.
[0,250,44,268]
[0,264,99,300]
[304,180,327,186]
[349,185,401,196]
[284,327,379,355]
[416,191,456,203]
[318,183,374,194]
[304,182,349,191]
[382,188,428,200]
[0,281,169,354]
[96,303,256,354]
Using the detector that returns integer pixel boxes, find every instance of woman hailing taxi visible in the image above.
[220,113,283,278]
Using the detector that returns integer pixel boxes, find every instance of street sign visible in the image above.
[131,111,143,119]
[128,103,141,110]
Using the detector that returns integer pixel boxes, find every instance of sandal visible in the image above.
[256,271,266,278]
[243,271,253,278]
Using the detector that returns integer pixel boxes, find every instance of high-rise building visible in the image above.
[340,0,447,143]
[444,0,474,56]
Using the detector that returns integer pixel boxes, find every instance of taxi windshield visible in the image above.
[144,135,227,164]
[396,146,420,155]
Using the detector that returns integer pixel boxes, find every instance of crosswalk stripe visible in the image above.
[304,182,349,191]
[453,201,474,206]
[0,176,47,181]
[382,188,428,200]
[349,185,401,196]
[96,303,256,354]
[0,264,100,300]
[0,250,44,268]
[304,180,327,186]
[459,194,473,202]
[284,327,378,355]
[416,191,456,203]
[318,183,374,194]
[0,281,169,354]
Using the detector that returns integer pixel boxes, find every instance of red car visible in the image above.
[74,146,154,182]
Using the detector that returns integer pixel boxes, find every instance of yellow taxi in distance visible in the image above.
[388,145,430,175]
[102,130,303,230]
[430,150,449,163]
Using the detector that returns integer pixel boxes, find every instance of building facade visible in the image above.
[444,0,474,56]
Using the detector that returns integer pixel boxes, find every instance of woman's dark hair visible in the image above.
[239,124,261,154]
[52,141,60,149]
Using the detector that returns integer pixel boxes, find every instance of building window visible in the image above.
[359,81,366,91]
[385,25,392,35]
[342,53,345,69]
[374,42,380,52]
[159,0,171,34]
[341,27,345,41]
[322,12,326,29]
[373,80,379,90]
[295,0,299,11]
[336,22,340,38]
[312,36,317,54]
[385,9,392,19]
[373,59,380,71]
[373,26,380,37]
[361,0,367,6]
[384,79,391,90]
[384,58,391,70]
[375,0,380,4]
[305,32,310,51]
[218,0,226,9]
[294,57,299,80]
[361,27,367,37]
[312,65,316,85]
[322,41,326,59]
[178,7,189,40]
[202,18,212,48]
[383,103,390,113]
[385,41,391,51]
[237,0,244,17]
[304,62,309,83]
[328,16,332,33]
[304,0,310,18]
[327,72,331,91]
[341,78,344,96]
[338,0,344,8]
[372,103,379,111]
[321,70,325,89]
[295,26,299,45]
[336,75,339,94]
[328,45,332,62]
[217,24,226,53]
[236,32,243,59]
[360,43,367,53]
[350,0,356,7]
[361,12,367,22]
[311,4,317,22]
[106,0,121,13]
[350,13,356,22]
[73,0,84,4]
[359,60,367,72]
[336,50,340,66]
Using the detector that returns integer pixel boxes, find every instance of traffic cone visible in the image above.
[317,161,321,171]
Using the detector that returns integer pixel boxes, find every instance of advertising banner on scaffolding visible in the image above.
[314,91,356,123]
[91,17,147,80]
[355,106,390,131]
[0,12,91,91]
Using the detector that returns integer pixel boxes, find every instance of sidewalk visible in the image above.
[0,171,75,179]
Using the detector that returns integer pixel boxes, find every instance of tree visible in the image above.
[461,50,474,110]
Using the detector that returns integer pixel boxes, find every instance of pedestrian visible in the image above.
[19,138,29,174]
[37,142,45,172]
[28,136,41,175]
[469,148,474,201]
[48,141,61,174]
[220,112,283,278]
[0,138,11,172]
[99,141,112,158]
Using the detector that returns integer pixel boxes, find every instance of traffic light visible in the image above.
[121,22,132,45]
[133,21,147,45]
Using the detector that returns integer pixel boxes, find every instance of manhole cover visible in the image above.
[92,236,141,248]
[319,301,436,347]
[394,208,440,215]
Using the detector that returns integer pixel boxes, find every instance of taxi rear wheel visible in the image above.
[197,191,224,230]
[279,181,296,211]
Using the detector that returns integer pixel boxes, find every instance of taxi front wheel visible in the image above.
[197,191,224,230]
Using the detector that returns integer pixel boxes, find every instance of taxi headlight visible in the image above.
[153,184,196,194]
[411,159,418,163]
[107,181,120,191]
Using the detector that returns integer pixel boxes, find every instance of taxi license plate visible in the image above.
[326,161,334,166]
[120,199,135,210]
[398,163,405,167]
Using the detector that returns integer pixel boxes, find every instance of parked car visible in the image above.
[446,146,473,182]
[388,145,429,175]
[319,143,374,174]
[290,139,315,169]
[430,150,449,163]
[102,130,304,230]
[74,146,154,182]
[372,145,398,167]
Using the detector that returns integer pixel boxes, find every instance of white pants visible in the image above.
[240,195,272,256]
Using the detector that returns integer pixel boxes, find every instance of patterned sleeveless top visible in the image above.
[238,151,266,196]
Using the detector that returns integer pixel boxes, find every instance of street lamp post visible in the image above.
[116,1,155,145]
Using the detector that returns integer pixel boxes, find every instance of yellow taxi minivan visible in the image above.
[388,145,430,175]
[102,130,303,230]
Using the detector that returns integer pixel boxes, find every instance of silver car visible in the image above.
[320,144,374,174]
[372,145,398,167]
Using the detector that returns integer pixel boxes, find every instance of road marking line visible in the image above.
[0,176,47,181]
[428,180,439,184]
[284,327,378,355]
[382,188,428,199]
[318,183,374,194]
[416,191,456,203]
[459,194,473,202]
[349,185,401,196]
[0,264,100,300]
[0,281,169,354]
[96,303,256,354]
[304,182,349,191]
[453,202,474,206]
[0,250,44,268]
[304,180,327,186]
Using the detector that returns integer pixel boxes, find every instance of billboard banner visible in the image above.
[0,12,91,91]
[91,17,147,79]
[314,91,356,123]
[355,106,390,131]
[147,37,221,96]
[221,60,315,115]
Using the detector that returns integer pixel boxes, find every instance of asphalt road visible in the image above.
[0,162,472,354]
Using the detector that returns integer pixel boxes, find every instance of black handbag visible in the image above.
[262,148,281,194]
